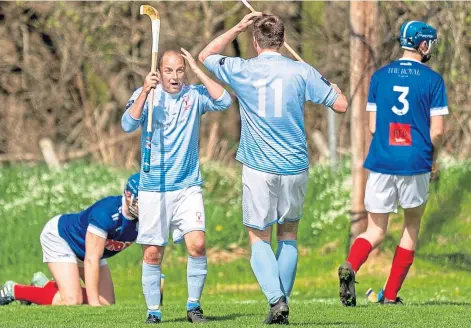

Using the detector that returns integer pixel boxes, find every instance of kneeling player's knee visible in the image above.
[63,293,83,305]
[187,241,206,257]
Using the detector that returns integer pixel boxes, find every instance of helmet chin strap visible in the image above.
[420,54,431,63]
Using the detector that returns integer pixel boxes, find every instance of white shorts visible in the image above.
[40,215,107,267]
[365,172,431,213]
[242,165,309,230]
[137,186,206,246]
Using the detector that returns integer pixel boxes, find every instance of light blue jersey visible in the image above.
[121,85,232,192]
[204,52,338,175]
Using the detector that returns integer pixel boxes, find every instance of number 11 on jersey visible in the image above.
[253,79,283,118]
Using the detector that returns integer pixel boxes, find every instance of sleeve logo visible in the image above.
[219,57,227,65]
[321,76,331,86]
[125,100,135,110]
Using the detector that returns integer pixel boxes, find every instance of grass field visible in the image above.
[0,162,470,327]
[1,300,469,327]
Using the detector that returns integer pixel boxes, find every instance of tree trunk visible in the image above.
[349,1,377,248]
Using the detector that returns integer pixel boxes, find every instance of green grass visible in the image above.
[0,161,470,327]
[1,300,470,328]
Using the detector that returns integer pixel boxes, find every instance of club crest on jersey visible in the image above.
[105,239,132,252]
[389,123,412,146]
[183,95,192,111]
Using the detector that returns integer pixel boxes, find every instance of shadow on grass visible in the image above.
[290,323,356,326]
[417,253,471,271]
[412,301,471,306]
[165,313,253,323]
[207,313,256,321]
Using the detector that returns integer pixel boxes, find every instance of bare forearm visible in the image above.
[430,116,445,162]
[129,90,149,120]
[193,68,225,99]
[199,27,240,63]
[84,258,101,305]
[431,133,444,161]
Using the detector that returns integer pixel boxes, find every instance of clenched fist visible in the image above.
[143,71,160,94]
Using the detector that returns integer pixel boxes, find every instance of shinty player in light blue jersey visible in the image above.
[121,49,232,324]
[199,12,348,324]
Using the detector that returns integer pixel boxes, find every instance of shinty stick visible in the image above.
[140,5,161,172]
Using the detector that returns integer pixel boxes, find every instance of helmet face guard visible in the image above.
[126,194,139,220]
[124,173,140,220]
[418,39,438,63]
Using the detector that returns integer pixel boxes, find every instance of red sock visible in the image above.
[14,283,88,305]
[384,246,415,300]
[346,238,373,272]
[44,281,58,289]
[14,284,59,305]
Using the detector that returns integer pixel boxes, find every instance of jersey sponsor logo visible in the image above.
[105,239,132,252]
[219,57,226,65]
[389,123,412,146]
[388,67,420,76]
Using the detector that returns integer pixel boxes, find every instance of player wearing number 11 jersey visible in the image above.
[339,21,448,307]
[199,12,347,324]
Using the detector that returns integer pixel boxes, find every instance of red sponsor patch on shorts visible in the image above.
[389,123,412,146]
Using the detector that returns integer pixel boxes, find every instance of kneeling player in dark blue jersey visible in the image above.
[338,21,447,306]
[0,173,147,306]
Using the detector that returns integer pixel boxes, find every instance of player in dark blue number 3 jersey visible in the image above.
[338,21,448,307]
[0,173,145,306]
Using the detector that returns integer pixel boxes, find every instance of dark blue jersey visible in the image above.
[364,58,448,175]
[58,196,138,261]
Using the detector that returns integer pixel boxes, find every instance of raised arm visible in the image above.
[182,48,226,100]
[198,12,262,64]
[181,48,232,113]
[121,72,160,133]
[84,231,106,306]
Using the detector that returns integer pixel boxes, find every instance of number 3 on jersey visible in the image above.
[392,86,409,116]
[253,79,283,118]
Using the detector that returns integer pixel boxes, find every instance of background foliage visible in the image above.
[1,1,470,168]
